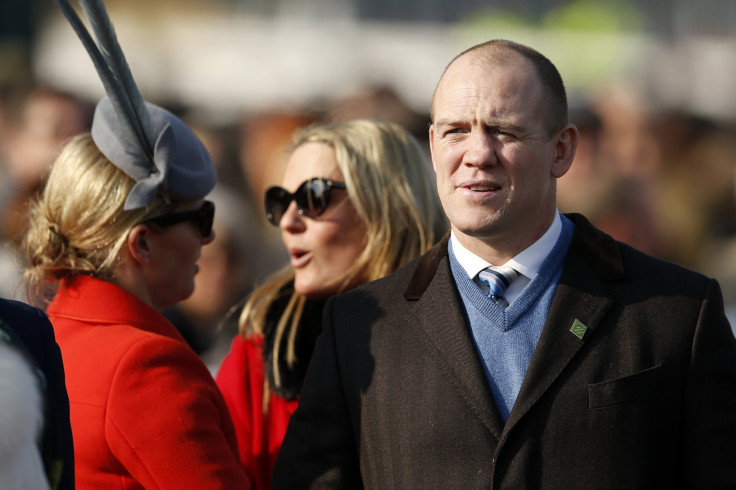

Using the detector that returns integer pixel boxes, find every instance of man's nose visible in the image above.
[464,129,498,168]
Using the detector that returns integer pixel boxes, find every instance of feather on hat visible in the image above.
[52,0,215,210]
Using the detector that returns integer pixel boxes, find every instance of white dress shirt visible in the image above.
[451,212,563,306]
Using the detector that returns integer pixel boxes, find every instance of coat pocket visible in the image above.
[588,364,663,409]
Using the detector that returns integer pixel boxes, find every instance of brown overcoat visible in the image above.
[274,214,736,489]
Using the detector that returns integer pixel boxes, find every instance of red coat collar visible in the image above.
[47,275,185,343]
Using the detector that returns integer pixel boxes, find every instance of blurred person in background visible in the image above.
[216,119,447,489]
[0,85,92,241]
[238,109,319,218]
[560,87,736,334]
[0,85,91,299]
[578,82,664,259]
[164,186,257,373]
[647,110,736,270]
[325,84,429,144]
[164,111,265,370]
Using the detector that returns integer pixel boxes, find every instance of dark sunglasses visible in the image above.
[265,177,347,226]
[142,200,215,238]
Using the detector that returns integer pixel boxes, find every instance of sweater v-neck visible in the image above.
[448,216,575,331]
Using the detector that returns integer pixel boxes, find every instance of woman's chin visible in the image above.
[294,280,338,300]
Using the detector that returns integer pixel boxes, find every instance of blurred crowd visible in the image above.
[2,77,736,373]
[558,81,736,319]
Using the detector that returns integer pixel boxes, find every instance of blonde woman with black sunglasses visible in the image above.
[216,119,447,489]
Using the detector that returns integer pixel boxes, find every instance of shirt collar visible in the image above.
[450,211,562,281]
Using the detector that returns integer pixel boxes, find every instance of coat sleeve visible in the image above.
[272,297,362,489]
[684,278,736,486]
[105,334,251,489]
[216,335,265,488]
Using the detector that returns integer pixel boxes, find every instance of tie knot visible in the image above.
[478,265,519,304]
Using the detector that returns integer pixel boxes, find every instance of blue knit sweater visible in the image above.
[449,216,574,422]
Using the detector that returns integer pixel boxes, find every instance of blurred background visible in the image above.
[3,0,736,370]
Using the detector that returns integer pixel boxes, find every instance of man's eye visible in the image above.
[494,129,515,138]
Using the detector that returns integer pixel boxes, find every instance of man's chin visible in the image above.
[451,219,501,239]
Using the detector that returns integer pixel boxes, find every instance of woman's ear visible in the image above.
[127,224,151,266]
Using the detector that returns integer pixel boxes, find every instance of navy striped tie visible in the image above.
[478,265,519,308]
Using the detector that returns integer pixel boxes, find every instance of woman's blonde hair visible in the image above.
[240,119,447,396]
[23,133,168,306]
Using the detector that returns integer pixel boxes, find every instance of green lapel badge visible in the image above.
[570,319,588,340]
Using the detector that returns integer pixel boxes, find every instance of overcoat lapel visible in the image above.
[505,214,624,430]
[402,216,625,441]
[505,248,612,429]
[404,234,505,438]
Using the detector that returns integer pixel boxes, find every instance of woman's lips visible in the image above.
[289,248,311,268]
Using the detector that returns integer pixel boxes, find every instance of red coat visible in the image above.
[48,275,250,489]
[216,335,298,490]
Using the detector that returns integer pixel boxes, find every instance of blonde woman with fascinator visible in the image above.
[216,119,447,489]
[23,0,249,487]
[24,131,248,489]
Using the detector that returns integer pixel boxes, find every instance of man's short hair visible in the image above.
[431,39,568,136]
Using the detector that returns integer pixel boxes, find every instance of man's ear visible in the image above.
[428,124,437,172]
[551,123,579,179]
[127,224,152,266]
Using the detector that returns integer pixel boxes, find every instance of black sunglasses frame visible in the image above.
[142,200,215,238]
[265,177,347,226]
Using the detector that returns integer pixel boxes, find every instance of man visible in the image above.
[273,39,736,488]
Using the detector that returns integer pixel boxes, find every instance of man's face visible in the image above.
[429,54,570,259]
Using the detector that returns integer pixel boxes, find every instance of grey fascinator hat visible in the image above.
[53,0,215,210]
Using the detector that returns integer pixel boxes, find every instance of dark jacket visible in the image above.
[0,298,74,490]
[273,214,736,489]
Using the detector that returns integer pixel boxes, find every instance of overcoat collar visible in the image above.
[404,214,623,301]
[402,214,625,439]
